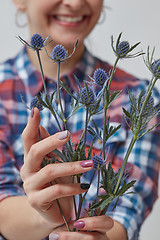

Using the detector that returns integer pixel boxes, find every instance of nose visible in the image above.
[62,0,85,10]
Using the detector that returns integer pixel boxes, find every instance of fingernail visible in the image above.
[73,220,85,229]
[80,160,93,168]
[31,107,34,118]
[49,233,59,240]
[58,130,68,140]
[80,183,90,190]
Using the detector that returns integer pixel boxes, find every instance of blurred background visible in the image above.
[0,1,159,239]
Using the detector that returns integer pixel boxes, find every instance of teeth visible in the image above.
[56,16,83,23]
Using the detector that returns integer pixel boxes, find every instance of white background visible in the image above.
[0,1,160,239]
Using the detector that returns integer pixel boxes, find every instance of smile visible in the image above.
[55,15,84,23]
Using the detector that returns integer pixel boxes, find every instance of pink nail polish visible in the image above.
[73,220,85,229]
[31,107,34,118]
[80,160,93,168]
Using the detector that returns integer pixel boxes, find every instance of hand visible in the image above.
[49,215,114,240]
[21,107,94,228]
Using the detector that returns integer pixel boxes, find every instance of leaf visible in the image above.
[128,42,141,53]
[109,90,121,103]
[116,32,123,51]
[60,81,77,100]
[122,107,131,119]
[117,180,136,196]
[53,149,68,162]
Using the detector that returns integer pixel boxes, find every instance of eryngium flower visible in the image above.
[111,33,142,59]
[93,68,107,85]
[140,95,154,119]
[151,59,160,77]
[30,96,43,111]
[30,34,44,49]
[117,41,130,57]
[92,155,104,170]
[80,87,95,105]
[51,45,67,62]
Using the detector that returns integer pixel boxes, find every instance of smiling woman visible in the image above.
[0,1,160,240]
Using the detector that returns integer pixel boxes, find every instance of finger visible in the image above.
[27,183,90,205]
[22,160,93,185]
[49,231,108,240]
[73,215,114,233]
[22,108,52,156]
[24,130,70,172]
[22,108,41,155]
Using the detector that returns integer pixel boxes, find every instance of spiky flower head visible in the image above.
[30,96,43,111]
[117,41,130,57]
[111,32,142,59]
[51,45,67,62]
[92,155,104,170]
[17,34,52,51]
[80,86,95,106]
[151,59,160,77]
[93,68,108,86]
[30,34,44,49]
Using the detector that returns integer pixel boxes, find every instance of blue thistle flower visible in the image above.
[93,68,107,85]
[17,34,52,52]
[51,45,67,62]
[111,33,142,59]
[30,96,43,111]
[117,41,130,57]
[92,155,104,170]
[30,34,44,49]
[80,86,95,105]
[151,59,160,77]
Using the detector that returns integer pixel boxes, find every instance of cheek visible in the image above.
[89,0,103,21]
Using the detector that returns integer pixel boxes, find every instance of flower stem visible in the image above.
[56,62,73,155]
[113,136,137,194]
[84,108,89,144]
[97,170,100,197]
[76,170,96,221]
[102,105,108,160]
[56,62,66,123]
[108,57,119,90]
[56,199,71,232]
[36,50,48,95]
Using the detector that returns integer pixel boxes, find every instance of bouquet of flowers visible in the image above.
[18,32,160,231]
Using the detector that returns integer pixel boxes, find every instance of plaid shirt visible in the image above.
[0,47,159,240]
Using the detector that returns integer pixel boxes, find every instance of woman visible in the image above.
[0,0,159,239]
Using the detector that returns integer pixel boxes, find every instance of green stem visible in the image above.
[56,62,73,156]
[113,136,137,194]
[97,170,100,197]
[102,105,108,160]
[48,105,62,131]
[56,198,71,232]
[72,176,78,219]
[84,108,89,145]
[57,62,66,124]
[76,113,91,151]
[76,170,96,221]
[108,57,119,90]
[36,50,47,95]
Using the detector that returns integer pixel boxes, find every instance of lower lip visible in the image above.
[50,16,87,27]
